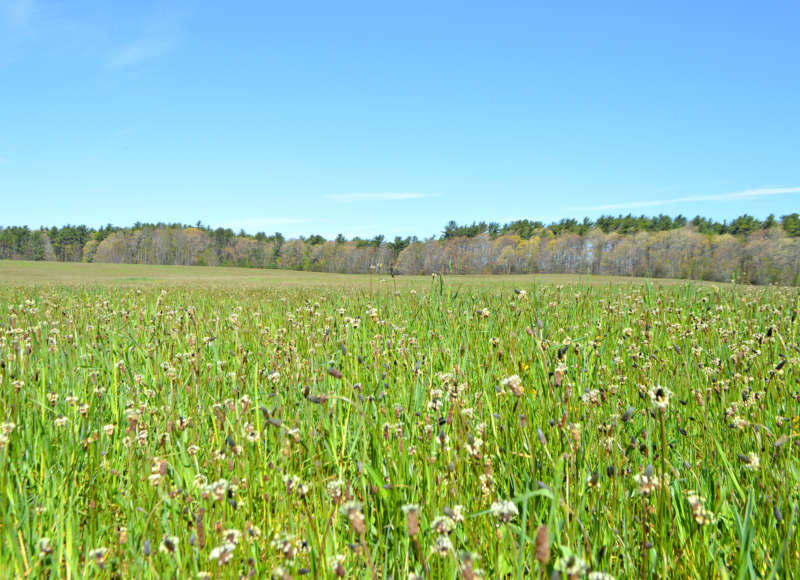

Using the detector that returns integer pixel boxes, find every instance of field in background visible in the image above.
[0,260,727,290]
[0,263,797,578]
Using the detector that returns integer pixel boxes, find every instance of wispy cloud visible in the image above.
[109,7,183,68]
[325,192,436,203]
[222,217,308,232]
[1,0,36,28]
[571,186,800,212]
[110,36,175,67]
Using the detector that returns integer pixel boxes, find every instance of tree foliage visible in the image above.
[1,213,798,284]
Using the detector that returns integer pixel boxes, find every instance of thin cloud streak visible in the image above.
[571,187,800,212]
[325,192,435,202]
[110,36,175,67]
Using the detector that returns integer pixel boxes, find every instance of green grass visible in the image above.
[1,259,734,290]
[0,265,797,578]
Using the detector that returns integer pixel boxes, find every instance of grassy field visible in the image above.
[0,260,727,290]
[0,262,798,578]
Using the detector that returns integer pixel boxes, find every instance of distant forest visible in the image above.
[2,213,800,285]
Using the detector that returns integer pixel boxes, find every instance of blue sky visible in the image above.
[1,0,799,239]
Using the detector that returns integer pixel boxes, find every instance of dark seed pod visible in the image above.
[534,524,550,565]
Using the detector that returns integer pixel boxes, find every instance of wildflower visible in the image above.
[459,551,485,579]
[209,543,236,564]
[222,529,241,545]
[479,473,494,497]
[38,537,53,559]
[685,491,714,526]
[55,416,68,427]
[245,524,262,542]
[341,501,366,534]
[329,554,346,576]
[581,389,600,405]
[490,500,518,523]
[501,375,524,397]
[730,415,748,429]
[239,395,252,412]
[327,479,344,501]
[738,452,760,471]
[431,515,456,535]
[187,444,200,455]
[562,555,588,577]
[88,547,108,568]
[465,434,484,458]
[588,572,616,580]
[159,536,178,555]
[568,423,582,444]
[270,533,297,559]
[102,424,115,436]
[633,465,659,495]
[209,479,229,501]
[648,386,672,411]
[430,534,453,556]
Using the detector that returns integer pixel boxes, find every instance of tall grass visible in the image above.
[0,279,797,578]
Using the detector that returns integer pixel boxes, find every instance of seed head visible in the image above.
[534,524,550,565]
[490,500,518,523]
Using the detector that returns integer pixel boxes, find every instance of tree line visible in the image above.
[1,213,799,285]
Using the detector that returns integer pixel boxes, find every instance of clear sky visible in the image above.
[1,0,799,239]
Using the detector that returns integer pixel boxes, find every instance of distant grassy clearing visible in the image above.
[0,260,730,289]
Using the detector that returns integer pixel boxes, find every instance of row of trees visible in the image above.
[442,213,799,239]
[1,214,799,285]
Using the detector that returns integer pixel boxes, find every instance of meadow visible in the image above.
[0,261,798,578]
